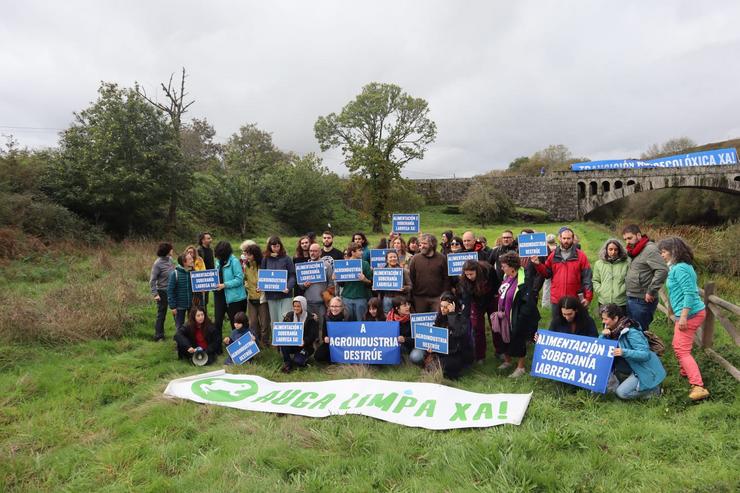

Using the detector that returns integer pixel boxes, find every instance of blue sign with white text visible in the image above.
[327,321,401,364]
[447,252,479,276]
[258,269,288,292]
[372,268,403,291]
[226,333,260,364]
[518,232,548,257]
[190,269,220,292]
[272,322,304,346]
[296,261,326,284]
[531,330,618,393]
[571,148,738,171]
[370,249,395,269]
[334,259,363,282]
[410,312,436,339]
[414,325,449,354]
[392,213,420,233]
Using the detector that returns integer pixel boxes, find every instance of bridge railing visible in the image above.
[657,282,740,381]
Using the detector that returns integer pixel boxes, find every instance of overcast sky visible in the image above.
[2,1,739,178]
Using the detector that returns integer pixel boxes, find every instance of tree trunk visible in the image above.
[167,191,177,231]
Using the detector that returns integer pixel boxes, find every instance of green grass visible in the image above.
[1,211,739,492]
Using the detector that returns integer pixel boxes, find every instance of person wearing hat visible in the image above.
[531,226,593,318]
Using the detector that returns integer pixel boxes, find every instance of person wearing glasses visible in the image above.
[314,296,350,363]
[488,230,518,281]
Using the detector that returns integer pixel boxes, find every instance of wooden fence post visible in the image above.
[702,282,715,349]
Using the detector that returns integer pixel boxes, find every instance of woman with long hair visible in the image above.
[261,235,297,329]
[184,244,206,306]
[391,236,409,267]
[407,237,420,256]
[593,239,629,312]
[549,295,598,337]
[352,231,371,263]
[440,230,454,255]
[241,242,271,346]
[174,302,219,363]
[658,236,709,401]
[386,295,424,364]
[377,250,412,314]
[214,241,248,352]
[458,259,498,363]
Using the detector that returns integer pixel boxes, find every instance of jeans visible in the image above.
[626,296,658,331]
[615,373,661,400]
[154,289,168,338]
[174,308,188,330]
[343,297,368,322]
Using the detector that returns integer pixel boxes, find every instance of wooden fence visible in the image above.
[657,282,740,381]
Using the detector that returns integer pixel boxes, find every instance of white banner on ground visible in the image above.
[164,370,532,430]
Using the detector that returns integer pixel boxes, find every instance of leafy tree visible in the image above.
[507,156,530,172]
[45,82,178,238]
[223,123,290,178]
[181,118,223,172]
[460,179,514,227]
[315,82,437,232]
[641,137,696,159]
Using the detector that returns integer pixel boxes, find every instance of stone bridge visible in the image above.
[413,164,740,221]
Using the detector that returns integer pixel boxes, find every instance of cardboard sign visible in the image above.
[296,261,326,284]
[226,333,260,364]
[414,325,449,354]
[518,233,548,257]
[392,214,420,233]
[447,252,479,276]
[257,269,288,292]
[372,268,403,291]
[190,269,220,292]
[272,322,304,346]
[327,321,401,365]
[531,330,618,393]
[334,259,363,282]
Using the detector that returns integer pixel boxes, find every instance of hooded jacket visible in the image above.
[534,246,593,304]
[593,239,629,306]
[601,325,666,391]
[216,254,248,305]
[282,296,319,352]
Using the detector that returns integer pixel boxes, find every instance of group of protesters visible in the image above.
[150,224,710,401]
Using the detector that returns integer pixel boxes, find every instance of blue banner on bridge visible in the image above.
[571,148,738,172]
[327,321,401,365]
[531,330,618,393]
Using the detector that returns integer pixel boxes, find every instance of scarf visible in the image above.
[386,309,410,324]
[603,316,639,339]
[627,235,649,258]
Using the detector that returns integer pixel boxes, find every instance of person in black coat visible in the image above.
[314,296,350,363]
[279,296,319,373]
[430,292,474,379]
[174,304,220,364]
[549,295,598,337]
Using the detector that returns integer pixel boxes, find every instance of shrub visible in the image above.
[460,179,515,227]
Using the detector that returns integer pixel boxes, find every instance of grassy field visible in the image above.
[1,208,739,492]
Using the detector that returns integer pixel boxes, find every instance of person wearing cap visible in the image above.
[531,226,593,317]
[541,234,557,308]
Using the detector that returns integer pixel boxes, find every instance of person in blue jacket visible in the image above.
[214,241,248,352]
[600,304,665,400]
[167,253,194,329]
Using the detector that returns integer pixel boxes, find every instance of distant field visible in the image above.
[1,208,738,492]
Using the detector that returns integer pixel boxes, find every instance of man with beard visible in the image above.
[622,224,668,331]
[488,230,518,280]
[408,234,450,312]
[320,230,344,263]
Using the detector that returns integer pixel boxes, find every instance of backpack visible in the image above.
[642,330,666,357]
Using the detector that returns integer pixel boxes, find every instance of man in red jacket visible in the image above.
[531,227,593,318]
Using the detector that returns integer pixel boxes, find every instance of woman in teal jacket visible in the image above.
[167,253,194,330]
[592,239,628,312]
[214,241,248,350]
[600,304,665,400]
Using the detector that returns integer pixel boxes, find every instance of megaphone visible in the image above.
[192,347,209,367]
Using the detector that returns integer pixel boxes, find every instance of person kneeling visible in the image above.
[600,304,665,400]
[280,296,319,373]
[174,304,219,365]
[223,311,256,365]
[431,292,474,379]
[386,296,424,365]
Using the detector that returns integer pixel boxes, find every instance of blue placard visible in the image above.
[571,148,738,171]
[333,259,363,282]
[257,269,288,292]
[414,325,449,354]
[190,269,220,292]
[372,268,403,291]
[370,249,395,269]
[446,252,479,276]
[392,213,420,233]
[327,321,401,365]
[531,330,618,393]
[296,261,326,284]
[518,233,548,257]
[272,322,304,346]
[410,312,436,339]
[226,333,260,364]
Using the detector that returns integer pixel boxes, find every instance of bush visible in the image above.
[460,179,515,227]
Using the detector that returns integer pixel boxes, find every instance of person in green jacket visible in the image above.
[593,239,628,312]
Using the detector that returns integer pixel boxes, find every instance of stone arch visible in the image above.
[626,179,635,186]
[602,181,610,193]
[614,180,623,190]
[589,181,597,196]
[578,182,586,200]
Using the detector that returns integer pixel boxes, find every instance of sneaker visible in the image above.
[689,385,709,401]
[509,367,527,378]
[498,361,513,370]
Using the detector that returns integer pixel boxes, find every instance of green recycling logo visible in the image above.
[191,377,259,402]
